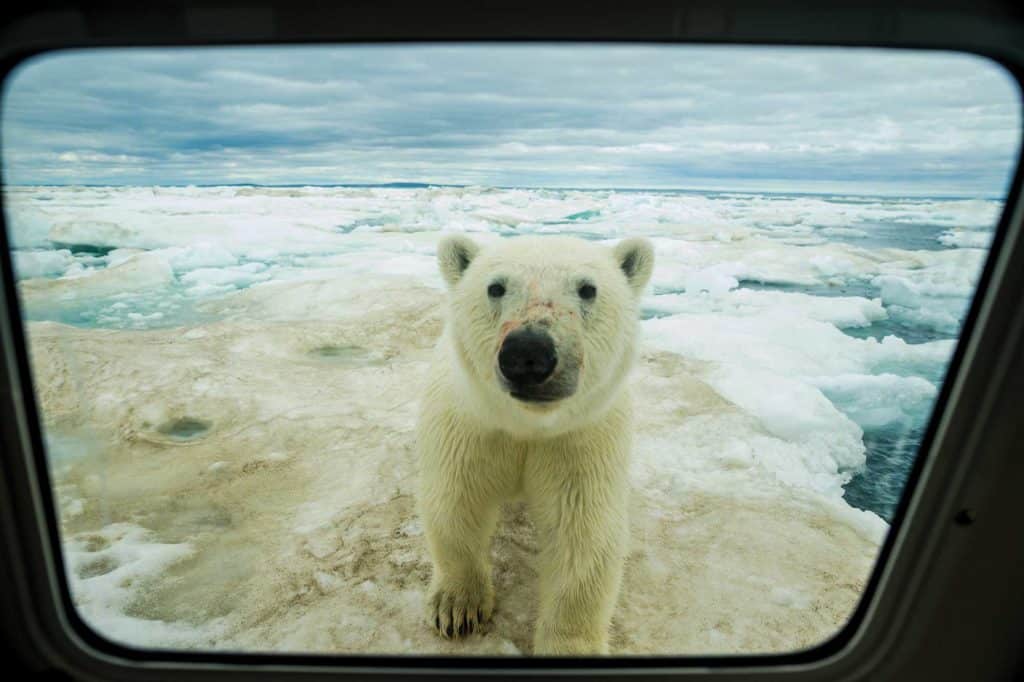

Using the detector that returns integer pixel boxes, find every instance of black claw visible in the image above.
[445,622,453,638]
[434,616,440,631]
[477,608,483,622]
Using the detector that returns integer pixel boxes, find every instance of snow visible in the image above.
[34,297,885,655]
[644,288,887,329]
[13,248,73,278]
[156,243,239,272]
[180,262,271,295]
[63,523,229,648]
[20,252,174,303]
[939,229,993,248]
[643,312,952,380]
[10,184,1000,656]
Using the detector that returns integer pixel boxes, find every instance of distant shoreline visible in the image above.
[0,182,1003,201]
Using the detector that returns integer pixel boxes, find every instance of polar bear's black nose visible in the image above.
[499,328,557,386]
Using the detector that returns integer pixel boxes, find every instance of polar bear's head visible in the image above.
[437,234,654,438]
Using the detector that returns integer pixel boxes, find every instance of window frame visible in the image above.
[1,2,1024,680]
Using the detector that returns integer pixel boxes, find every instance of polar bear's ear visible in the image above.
[614,237,654,294]
[437,234,481,287]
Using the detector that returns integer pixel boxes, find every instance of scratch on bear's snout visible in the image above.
[496,319,520,354]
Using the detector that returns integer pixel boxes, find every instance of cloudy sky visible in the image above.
[1,45,1021,196]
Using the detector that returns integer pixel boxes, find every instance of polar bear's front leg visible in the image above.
[420,485,499,639]
[418,412,512,640]
[525,431,630,656]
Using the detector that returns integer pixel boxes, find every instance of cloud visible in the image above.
[1,45,1020,195]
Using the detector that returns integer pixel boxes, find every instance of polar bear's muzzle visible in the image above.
[497,326,577,404]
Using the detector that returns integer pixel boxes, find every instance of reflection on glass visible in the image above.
[1,45,1019,655]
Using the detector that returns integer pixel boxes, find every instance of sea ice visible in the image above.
[30,280,886,655]
[10,183,1000,656]
[12,248,73,278]
[20,252,174,304]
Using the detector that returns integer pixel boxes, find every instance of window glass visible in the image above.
[2,45,1020,655]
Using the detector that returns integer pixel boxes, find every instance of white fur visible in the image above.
[417,235,653,655]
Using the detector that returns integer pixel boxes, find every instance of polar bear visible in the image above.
[417,234,654,656]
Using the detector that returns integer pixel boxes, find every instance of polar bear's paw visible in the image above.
[427,575,495,639]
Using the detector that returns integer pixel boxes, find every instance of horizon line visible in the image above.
[0,181,1003,201]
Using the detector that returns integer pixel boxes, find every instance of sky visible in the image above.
[1,44,1021,196]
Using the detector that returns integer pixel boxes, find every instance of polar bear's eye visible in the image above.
[578,283,597,300]
[487,282,506,298]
